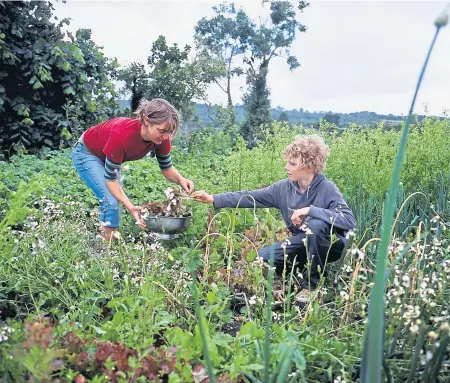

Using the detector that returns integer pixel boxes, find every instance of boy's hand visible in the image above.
[191,190,214,204]
[291,207,310,225]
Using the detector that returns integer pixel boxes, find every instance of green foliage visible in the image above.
[241,64,272,147]
[0,179,44,258]
[278,111,289,122]
[321,112,340,127]
[326,119,450,201]
[147,36,199,119]
[1,119,450,382]
[193,1,309,144]
[0,1,119,157]
[118,36,219,121]
[117,62,148,111]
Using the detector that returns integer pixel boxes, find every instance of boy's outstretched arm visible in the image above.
[192,185,279,209]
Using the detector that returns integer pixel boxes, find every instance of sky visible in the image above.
[51,0,450,116]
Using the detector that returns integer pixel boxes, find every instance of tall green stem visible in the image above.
[361,24,444,383]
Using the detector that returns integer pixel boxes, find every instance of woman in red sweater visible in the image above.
[72,98,194,241]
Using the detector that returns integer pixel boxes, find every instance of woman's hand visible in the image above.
[191,190,214,204]
[291,207,310,225]
[179,177,194,194]
[128,205,147,229]
[160,168,194,193]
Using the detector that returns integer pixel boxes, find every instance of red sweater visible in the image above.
[83,117,171,164]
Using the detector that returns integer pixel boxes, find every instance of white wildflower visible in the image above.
[0,325,14,343]
[340,291,349,301]
[345,230,355,239]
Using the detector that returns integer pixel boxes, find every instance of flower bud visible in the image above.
[434,4,449,27]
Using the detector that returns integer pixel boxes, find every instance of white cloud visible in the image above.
[52,0,450,116]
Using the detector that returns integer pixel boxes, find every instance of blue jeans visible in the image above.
[72,141,121,228]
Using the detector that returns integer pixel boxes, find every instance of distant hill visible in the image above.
[190,103,410,128]
[118,100,436,129]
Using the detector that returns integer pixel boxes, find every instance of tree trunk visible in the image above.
[226,74,235,127]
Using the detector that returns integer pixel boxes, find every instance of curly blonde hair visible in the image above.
[134,98,180,138]
[283,134,329,173]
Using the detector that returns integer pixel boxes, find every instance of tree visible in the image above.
[117,36,217,123]
[278,111,289,122]
[0,1,119,157]
[314,111,340,131]
[71,29,120,127]
[194,3,253,126]
[117,63,148,112]
[324,112,340,126]
[240,1,309,145]
[147,36,219,121]
[240,63,271,147]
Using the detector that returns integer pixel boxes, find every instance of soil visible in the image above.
[220,316,244,337]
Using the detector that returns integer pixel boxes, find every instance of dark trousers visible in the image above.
[258,218,345,290]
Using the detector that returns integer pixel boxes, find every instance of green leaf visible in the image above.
[32,80,43,89]
[245,364,264,371]
[92,326,106,335]
[62,61,71,71]
[246,250,257,261]
[111,310,124,327]
[63,87,75,95]
[60,127,72,140]
[87,99,97,112]
[22,118,34,126]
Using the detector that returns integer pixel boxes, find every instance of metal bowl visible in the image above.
[145,214,192,239]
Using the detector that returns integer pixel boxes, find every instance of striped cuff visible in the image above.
[156,153,173,171]
[104,157,122,181]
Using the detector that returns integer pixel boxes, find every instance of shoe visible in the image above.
[295,289,316,303]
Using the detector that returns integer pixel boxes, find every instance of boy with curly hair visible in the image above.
[192,134,356,302]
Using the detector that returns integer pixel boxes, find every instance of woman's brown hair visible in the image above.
[135,98,180,138]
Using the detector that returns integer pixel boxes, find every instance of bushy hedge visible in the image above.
[0,1,119,158]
